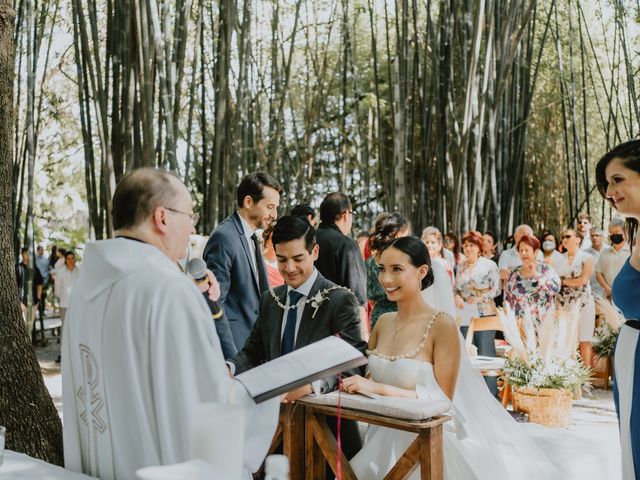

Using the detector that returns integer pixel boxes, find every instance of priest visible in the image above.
[61,168,279,480]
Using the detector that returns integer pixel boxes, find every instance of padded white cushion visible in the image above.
[302,391,451,421]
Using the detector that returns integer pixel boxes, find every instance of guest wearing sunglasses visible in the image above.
[555,228,596,367]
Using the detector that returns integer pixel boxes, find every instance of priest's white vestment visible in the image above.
[62,238,279,480]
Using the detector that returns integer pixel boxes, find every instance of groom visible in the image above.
[229,215,367,459]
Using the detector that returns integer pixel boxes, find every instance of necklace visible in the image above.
[268,284,354,318]
[367,312,442,361]
[392,315,405,338]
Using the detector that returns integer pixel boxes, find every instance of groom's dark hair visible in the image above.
[272,215,316,253]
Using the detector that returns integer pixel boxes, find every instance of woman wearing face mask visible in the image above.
[555,228,596,367]
[540,231,564,269]
[595,140,640,480]
[504,235,561,326]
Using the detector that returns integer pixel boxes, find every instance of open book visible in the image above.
[235,336,367,403]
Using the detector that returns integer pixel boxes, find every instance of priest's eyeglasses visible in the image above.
[164,207,199,225]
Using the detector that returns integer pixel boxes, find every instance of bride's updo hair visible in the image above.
[382,236,434,290]
[369,212,409,253]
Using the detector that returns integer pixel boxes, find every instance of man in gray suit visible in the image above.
[229,215,367,460]
[203,172,282,358]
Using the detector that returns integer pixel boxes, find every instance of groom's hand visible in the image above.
[281,384,313,403]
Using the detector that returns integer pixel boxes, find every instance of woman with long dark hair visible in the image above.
[595,139,640,480]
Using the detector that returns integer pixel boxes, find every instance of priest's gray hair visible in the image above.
[112,167,181,230]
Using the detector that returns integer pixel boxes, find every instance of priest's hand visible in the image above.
[281,384,313,403]
[341,374,379,396]
[205,269,221,302]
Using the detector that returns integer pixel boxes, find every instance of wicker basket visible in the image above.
[512,387,572,427]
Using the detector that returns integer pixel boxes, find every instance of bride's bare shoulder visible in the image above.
[429,311,460,338]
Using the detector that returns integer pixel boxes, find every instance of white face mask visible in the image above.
[542,240,555,252]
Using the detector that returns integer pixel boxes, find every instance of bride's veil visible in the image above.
[450,330,560,479]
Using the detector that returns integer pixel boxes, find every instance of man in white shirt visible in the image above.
[586,228,606,298]
[596,218,631,300]
[55,250,80,323]
[62,168,279,480]
[498,224,542,282]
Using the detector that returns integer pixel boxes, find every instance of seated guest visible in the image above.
[230,215,367,459]
[366,213,410,328]
[262,223,284,286]
[504,235,560,325]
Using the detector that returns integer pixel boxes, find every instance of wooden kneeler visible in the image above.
[255,403,305,479]
[300,400,450,480]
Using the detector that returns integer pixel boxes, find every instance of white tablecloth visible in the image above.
[0,450,96,479]
[470,355,506,371]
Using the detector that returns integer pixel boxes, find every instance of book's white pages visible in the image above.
[235,336,367,403]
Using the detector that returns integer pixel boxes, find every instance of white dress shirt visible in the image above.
[596,244,631,288]
[280,269,319,343]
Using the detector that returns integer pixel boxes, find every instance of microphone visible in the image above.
[187,258,223,319]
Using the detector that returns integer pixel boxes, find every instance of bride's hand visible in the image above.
[341,375,378,395]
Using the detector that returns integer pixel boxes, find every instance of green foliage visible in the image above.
[504,353,591,391]
[593,322,619,358]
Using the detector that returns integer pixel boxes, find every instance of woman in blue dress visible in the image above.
[596,139,640,480]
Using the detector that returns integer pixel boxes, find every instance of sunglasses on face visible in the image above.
[561,235,574,239]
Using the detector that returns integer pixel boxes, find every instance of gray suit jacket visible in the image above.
[230,272,367,391]
[203,211,268,358]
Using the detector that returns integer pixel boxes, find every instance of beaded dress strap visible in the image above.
[366,312,440,361]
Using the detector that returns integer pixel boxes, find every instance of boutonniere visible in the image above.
[310,292,330,318]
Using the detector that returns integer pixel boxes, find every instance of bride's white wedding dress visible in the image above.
[350,328,620,479]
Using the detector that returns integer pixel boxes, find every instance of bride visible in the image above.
[341,236,619,480]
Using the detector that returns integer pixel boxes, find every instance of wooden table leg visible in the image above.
[305,407,325,480]
[282,403,305,480]
[419,423,443,480]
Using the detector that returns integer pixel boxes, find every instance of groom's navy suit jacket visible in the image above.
[203,211,269,359]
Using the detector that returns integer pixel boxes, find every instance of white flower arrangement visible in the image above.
[498,306,591,391]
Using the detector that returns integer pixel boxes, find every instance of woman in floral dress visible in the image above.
[454,232,501,345]
[504,235,561,324]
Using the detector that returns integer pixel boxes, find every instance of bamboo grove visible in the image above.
[11,0,640,248]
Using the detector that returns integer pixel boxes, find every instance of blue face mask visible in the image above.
[542,240,555,252]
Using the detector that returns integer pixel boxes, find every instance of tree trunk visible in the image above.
[0,0,63,464]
